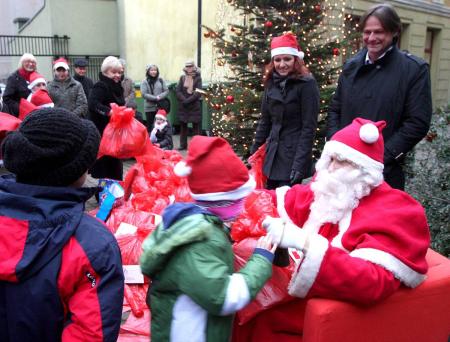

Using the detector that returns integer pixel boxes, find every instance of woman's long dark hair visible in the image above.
[263,56,310,87]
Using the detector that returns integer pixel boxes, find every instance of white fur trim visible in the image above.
[288,234,328,297]
[350,248,426,288]
[53,61,69,70]
[359,123,379,144]
[323,140,384,174]
[330,212,352,252]
[39,103,54,108]
[271,47,304,59]
[191,176,256,201]
[28,77,46,90]
[155,114,167,120]
[171,294,206,342]
[174,161,192,177]
[275,186,294,224]
[220,273,251,315]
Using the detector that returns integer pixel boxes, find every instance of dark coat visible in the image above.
[87,73,125,180]
[2,70,31,117]
[154,124,173,150]
[251,75,320,181]
[327,45,432,189]
[88,73,125,135]
[73,74,94,99]
[175,71,202,123]
[0,176,124,342]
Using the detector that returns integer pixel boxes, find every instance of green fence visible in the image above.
[134,82,211,133]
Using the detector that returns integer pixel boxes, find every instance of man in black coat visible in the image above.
[73,58,94,99]
[327,4,432,190]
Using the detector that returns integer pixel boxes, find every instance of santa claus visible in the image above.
[232,117,430,341]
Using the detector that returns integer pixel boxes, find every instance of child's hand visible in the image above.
[256,235,277,253]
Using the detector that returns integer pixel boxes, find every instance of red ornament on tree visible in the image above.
[314,4,321,13]
[264,21,273,28]
[214,103,222,110]
[332,48,340,56]
[230,26,236,32]
[231,50,238,58]
[204,32,211,38]
[225,95,234,103]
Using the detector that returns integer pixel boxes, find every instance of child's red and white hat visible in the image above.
[27,72,47,90]
[155,109,168,120]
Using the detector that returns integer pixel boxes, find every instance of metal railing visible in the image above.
[0,35,70,57]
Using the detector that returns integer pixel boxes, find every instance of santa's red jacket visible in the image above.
[274,181,429,304]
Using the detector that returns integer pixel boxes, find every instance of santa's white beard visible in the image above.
[305,165,374,232]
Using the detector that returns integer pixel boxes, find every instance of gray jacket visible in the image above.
[140,78,169,112]
[48,76,88,117]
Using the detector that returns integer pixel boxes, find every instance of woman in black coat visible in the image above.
[88,56,125,181]
[175,60,202,150]
[250,33,320,190]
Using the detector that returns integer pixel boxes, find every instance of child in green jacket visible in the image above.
[140,136,275,342]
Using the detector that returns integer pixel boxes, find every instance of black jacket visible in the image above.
[154,124,173,150]
[327,45,432,168]
[251,75,320,181]
[175,71,202,123]
[88,73,125,135]
[2,70,31,117]
[73,74,94,99]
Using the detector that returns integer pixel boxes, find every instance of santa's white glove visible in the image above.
[262,216,309,251]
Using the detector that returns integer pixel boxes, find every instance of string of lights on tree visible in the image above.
[203,0,360,158]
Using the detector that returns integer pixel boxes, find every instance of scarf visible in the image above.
[18,68,33,82]
[196,198,245,223]
[183,68,197,95]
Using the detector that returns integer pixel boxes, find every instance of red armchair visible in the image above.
[303,249,450,342]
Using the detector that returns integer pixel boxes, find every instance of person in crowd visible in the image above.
[88,55,125,181]
[175,60,202,150]
[2,53,37,116]
[140,64,169,131]
[140,135,275,342]
[326,3,432,190]
[250,32,319,189]
[0,107,124,342]
[233,118,430,341]
[118,58,137,110]
[48,58,88,117]
[25,72,54,109]
[73,58,94,98]
[150,109,173,150]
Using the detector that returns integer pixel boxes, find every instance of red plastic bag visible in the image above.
[120,294,151,338]
[248,143,267,189]
[231,190,278,243]
[0,112,22,141]
[106,202,156,234]
[233,238,296,325]
[98,104,149,159]
[124,284,148,318]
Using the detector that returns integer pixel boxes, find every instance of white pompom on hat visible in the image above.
[174,136,255,201]
[271,32,304,59]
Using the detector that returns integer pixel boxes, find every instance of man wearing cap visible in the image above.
[327,4,432,190]
[48,57,88,117]
[73,58,94,98]
[0,108,124,341]
[233,118,430,341]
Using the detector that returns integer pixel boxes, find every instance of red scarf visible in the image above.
[18,68,33,82]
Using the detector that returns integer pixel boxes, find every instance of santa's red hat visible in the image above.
[174,136,255,201]
[271,32,304,59]
[27,72,47,90]
[30,89,54,108]
[53,58,70,70]
[322,118,386,174]
[155,109,167,121]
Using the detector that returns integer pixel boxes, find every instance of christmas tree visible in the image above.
[203,0,359,158]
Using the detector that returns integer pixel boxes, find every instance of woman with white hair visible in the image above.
[2,53,37,116]
[87,55,125,182]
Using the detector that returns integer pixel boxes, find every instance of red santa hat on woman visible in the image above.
[155,109,168,121]
[27,72,47,90]
[319,118,386,179]
[174,136,255,201]
[271,32,304,59]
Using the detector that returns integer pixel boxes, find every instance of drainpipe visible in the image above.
[197,0,202,67]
